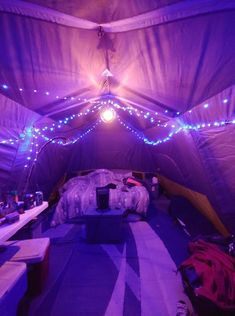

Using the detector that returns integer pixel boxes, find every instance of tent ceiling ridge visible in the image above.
[100,0,235,32]
[0,0,234,33]
[0,0,97,29]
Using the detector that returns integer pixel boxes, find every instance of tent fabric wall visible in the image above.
[0,95,40,193]
[191,126,235,233]
[0,4,235,115]
[0,1,235,231]
[67,123,156,173]
[145,83,235,232]
[29,143,72,200]
[158,174,230,237]
[0,94,71,197]
[150,132,208,193]
[1,0,235,33]
[150,128,235,232]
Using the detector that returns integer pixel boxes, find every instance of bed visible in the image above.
[51,169,149,226]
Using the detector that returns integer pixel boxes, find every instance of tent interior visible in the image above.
[0,1,235,315]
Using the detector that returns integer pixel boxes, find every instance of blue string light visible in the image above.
[0,83,232,146]
[33,119,101,145]
[23,120,101,168]
[0,83,171,122]
[118,117,183,146]
[1,82,230,124]
[118,117,235,147]
[33,100,158,133]
[0,112,233,147]
[0,134,26,145]
[185,98,229,114]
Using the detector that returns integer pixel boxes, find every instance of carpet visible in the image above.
[28,198,192,316]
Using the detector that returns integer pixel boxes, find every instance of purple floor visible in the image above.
[25,197,191,316]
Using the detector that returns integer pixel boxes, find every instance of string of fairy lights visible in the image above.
[2,83,229,122]
[2,111,233,148]
[0,83,233,167]
[118,117,235,146]
[23,120,102,168]
[33,119,101,145]
[1,83,167,123]
[1,101,233,142]
[0,100,233,147]
[1,83,231,125]
[2,115,234,168]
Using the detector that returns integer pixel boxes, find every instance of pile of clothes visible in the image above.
[180,238,235,315]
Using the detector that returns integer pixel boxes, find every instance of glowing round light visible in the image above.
[100,108,116,123]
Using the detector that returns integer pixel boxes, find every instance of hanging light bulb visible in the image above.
[100,107,116,123]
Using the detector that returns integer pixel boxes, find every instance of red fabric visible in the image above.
[126,177,142,186]
[180,240,235,310]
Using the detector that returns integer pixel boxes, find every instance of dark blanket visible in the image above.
[180,240,235,310]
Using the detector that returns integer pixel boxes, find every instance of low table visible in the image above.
[2,238,50,296]
[84,209,124,243]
